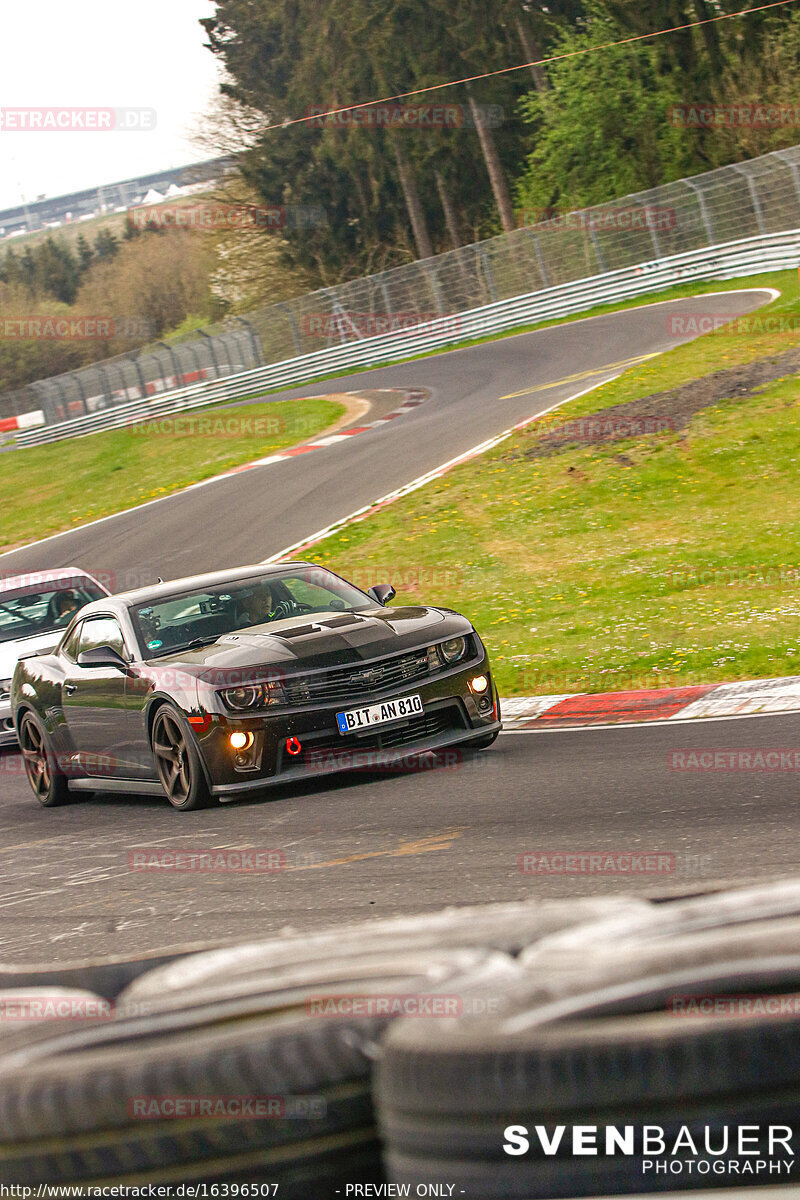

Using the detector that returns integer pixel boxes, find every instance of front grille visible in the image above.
[291,706,466,772]
[283,649,431,707]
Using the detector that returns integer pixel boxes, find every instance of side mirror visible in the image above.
[77,645,129,671]
[368,583,396,605]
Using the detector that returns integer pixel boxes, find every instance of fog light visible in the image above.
[229,731,253,751]
[470,675,489,694]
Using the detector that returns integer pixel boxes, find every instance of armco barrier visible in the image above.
[14,228,800,449]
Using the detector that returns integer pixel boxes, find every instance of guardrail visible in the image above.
[15,228,800,449]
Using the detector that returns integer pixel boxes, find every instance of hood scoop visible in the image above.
[274,614,366,639]
[318,614,363,629]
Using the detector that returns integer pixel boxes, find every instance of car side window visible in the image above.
[61,622,83,663]
[77,616,127,660]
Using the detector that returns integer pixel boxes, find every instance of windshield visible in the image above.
[130,568,374,658]
[0,581,106,644]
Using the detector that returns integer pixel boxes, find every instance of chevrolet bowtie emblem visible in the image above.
[353,667,384,685]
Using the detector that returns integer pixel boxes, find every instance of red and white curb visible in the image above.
[502,676,800,730]
[0,390,428,559]
[0,410,44,433]
[179,389,428,492]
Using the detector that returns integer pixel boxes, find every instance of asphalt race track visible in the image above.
[2,714,800,963]
[0,290,773,582]
[3,287,797,966]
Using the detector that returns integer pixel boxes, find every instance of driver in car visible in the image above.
[237,584,295,627]
[53,590,81,625]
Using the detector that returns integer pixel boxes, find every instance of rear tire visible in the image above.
[151,705,212,810]
[18,712,69,807]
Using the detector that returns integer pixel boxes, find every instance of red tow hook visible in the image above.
[286,737,302,756]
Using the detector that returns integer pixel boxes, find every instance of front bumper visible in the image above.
[195,657,500,797]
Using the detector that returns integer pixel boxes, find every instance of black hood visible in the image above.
[148,606,472,682]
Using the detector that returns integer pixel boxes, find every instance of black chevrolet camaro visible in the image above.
[11,563,500,810]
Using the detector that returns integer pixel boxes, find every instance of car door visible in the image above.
[61,614,134,778]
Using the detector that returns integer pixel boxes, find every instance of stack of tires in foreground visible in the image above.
[2,885,800,1197]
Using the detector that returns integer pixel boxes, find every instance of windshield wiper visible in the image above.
[167,636,222,653]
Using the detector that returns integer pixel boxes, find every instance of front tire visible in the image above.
[18,711,70,807]
[151,706,212,811]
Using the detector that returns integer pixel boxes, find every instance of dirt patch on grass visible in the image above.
[518,345,800,459]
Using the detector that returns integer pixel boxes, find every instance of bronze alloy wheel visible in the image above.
[19,713,68,807]
[151,706,211,810]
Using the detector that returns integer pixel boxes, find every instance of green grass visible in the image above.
[308,270,800,696]
[0,397,343,554]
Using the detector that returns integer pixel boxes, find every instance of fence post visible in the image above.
[129,354,149,399]
[275,305,302,357]
[423,262,446,315]
[772,150,800,209]
[65,370,89,415]
[478,246,498,303]
[525,231,550,288]
[233,316,264,366]
[731,163,766,235]
[375,277,395,332]
[586,220,606,273]
[195,328,221,377]
[681,178,715,245]
[157,341,183,388]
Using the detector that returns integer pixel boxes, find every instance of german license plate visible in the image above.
[336,694,423,735]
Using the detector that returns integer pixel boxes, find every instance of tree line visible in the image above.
[0,225,216,395]
[3,0,800,394]
[203,0,800,277]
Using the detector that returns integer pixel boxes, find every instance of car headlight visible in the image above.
[0,679,12,698]
[439,636,467,665]
[220,680,285,711]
